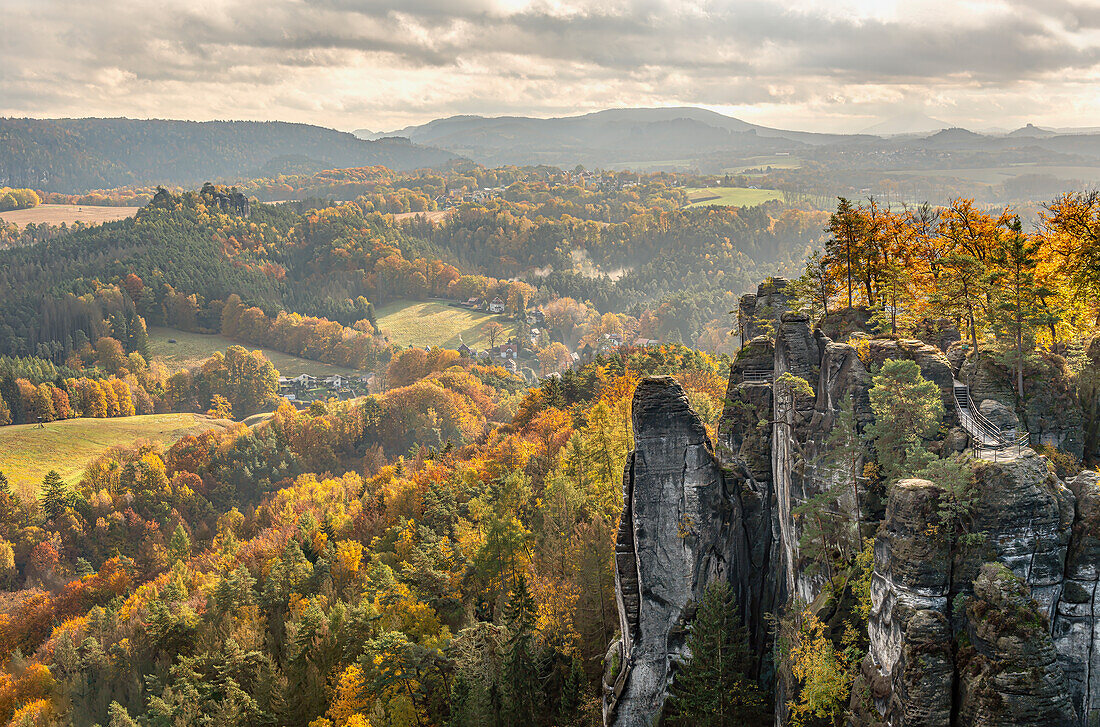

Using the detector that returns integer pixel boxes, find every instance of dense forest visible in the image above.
[0,170,820,364]
[0,344,726,726]
[0,119,455,192]
[5,159,1100,725]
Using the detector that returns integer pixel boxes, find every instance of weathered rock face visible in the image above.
[719,336,781,661]
[740,277,791,342]
[1053,470,1100,725]
[960,563,1076,727]
[818,306,874,343]
[864,479,954,727]
[979,398,1020,432]
[607,278,1098,727]
[604,377,749,726]
[859,455,1087,727]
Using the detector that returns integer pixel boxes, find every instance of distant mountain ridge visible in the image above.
[356,107,1100,172]
[0,117,457,193]
[355,107,874,168]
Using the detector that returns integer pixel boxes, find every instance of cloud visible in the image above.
[3,0,1100,132]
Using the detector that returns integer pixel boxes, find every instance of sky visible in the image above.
[3,0,1100,134]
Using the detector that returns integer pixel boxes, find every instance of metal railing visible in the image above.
[953,381,1029,459]
[743,369,774,383]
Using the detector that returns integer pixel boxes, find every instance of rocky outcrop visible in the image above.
[959,563,1076,727]
[860,454,1086,727]
[739,277,791,342]
[864,478,954,727]
[1053,470,1100,725]
[606,278,1098,727]
[720,336,781,660]
[604,377,749,726]
[979,399,1020,433]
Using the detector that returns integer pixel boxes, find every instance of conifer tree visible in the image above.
[865,359,943,483]
[988,216,1047,398]
[107,702,139,727]
[501,575,542,723]
[168,522,192,564]
[666,581,765,726]
[40,469,69,519]
[542,375,565,409]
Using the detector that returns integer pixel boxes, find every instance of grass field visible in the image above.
[148,327,359,376]
[375,300,520,349]
[390,209,453,222]
[720,156,803,174]
[0,413,233,496]
[684,187,784,207]
[0,203,140,229]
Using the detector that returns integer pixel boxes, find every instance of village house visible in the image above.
[494,339,519,358]
[489,296,505,314]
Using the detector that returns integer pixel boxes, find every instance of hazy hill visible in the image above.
[1007,123,1057,138]
[860,111,949,136]
[356,107,1100,174]
[0,117,457,192]
[358,107,873,168]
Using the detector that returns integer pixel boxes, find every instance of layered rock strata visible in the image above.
[605,278,1100,727]
[604,377,749,726]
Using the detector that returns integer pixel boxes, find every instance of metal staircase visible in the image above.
[952,380,1029,458]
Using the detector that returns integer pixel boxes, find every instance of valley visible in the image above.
[3,114,1100,727]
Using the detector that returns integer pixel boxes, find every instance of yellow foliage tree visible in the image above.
[328,665,368,726]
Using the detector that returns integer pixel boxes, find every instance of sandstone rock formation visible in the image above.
[860,456,1082,726]
[604,377,748,726]
[605,278,1100,727]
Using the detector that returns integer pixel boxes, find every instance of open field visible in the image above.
[375,300,520,349]
[391,209,453,222]
[684,187,784,207]
[0,203,140,228]
[0,413,233,495]
[721,156,802,174]
[148,327,359,376]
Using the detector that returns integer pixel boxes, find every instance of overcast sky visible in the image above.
[3,0,1100,133]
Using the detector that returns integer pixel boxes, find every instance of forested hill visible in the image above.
[0,118,457,192]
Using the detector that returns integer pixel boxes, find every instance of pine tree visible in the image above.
[168,522,192,564]
[107,702,139,727]
[667,581,766,727]
[558,656,585,721]
[40,469,69,519]
[865,359,943,483]
[988,216,1047,398]
[542,376,565,409]
[501,575,542,723]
